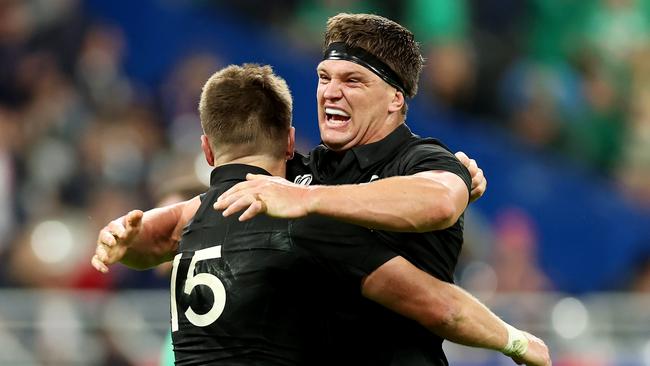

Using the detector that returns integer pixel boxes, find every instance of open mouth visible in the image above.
[325,107,351,126]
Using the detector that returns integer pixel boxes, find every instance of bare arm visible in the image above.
[215,170,468,232]
[303,171,468,232]
[362,257,551,366]
[91,197,201,271]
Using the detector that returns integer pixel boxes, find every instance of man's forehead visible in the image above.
[317,59,374,76]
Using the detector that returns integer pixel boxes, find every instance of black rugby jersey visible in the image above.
[287,124,472,366]
[172,164,396,366]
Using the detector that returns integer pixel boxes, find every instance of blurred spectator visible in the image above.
[629,254,650,292]
[404,0,477,113]
[559,58,626,173]
[289,0,383,47]
[0,1,646,364]
[617,48,650,207]
[75,23,131,114]
[491,207,551,292]
[159,52,222,154]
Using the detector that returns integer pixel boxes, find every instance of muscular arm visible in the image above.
[216,170,469,232]
[304,170,468,232]
[93,197,201,271]
[362,257,505,348]
[362,257,550,365]
[122,198,200,268]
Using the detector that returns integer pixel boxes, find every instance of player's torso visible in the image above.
[291,131,465,282]
[171,166,318,366]
[288,127,465,366]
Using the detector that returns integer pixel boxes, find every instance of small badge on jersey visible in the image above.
[294,174,313,186]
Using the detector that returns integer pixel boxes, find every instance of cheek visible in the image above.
[316,83,326,99]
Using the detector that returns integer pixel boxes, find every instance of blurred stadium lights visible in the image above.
[0,290,647,365]
[552,296,590,339]
[30,220,74,266]
[643,340,650,366]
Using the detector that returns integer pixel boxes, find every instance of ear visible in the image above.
[388,90,405,113]
[286,126,295,161]
[201,134,215,166]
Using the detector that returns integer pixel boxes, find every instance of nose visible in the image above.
[322,79,343,100]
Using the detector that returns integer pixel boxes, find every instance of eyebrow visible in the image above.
[317,68,367,80]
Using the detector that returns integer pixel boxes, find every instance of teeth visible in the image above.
[325,107,350,117]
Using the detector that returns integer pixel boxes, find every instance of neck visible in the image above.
[214,154,286,177]
[364,113,404,145]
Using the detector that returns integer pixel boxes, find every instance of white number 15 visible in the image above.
[170,246,227,331]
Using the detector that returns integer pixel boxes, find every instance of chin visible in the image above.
[322,139,353,152]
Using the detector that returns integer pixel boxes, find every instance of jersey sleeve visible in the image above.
[400,141,472,195]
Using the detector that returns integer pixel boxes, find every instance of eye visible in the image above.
[347,77,362,85]
[318,74,330,83]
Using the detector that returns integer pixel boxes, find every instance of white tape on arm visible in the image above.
[502,324,528,358]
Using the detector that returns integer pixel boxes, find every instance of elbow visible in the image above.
[416,197,459,232]
[422,302,464,334]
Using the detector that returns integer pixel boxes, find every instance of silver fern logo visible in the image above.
[293,174,313,186]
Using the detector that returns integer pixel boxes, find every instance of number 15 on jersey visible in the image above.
[170,246,227,331]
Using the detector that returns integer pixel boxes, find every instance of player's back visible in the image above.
[171,165,318,366]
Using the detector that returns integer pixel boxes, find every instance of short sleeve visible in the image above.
[400,141,472,196]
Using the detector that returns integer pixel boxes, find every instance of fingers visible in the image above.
[467,158,478,174]
[107,221,126,239]
[469,167,486,202]
[220,194,258,218]
[246,173,265,181]
[91,254,109,274]
[216,180,259,203]
[125,210,143,233]
[238,199,266,221]
[99,229,116,247]
[456,152,483,192]
[214,183,261,211]
[215,190,267,220]
[455,151,469,165]
[455,151,478,177]
[471,167,484,189]
[214,191,246,212]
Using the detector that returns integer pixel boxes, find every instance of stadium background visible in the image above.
[0,0,649,364]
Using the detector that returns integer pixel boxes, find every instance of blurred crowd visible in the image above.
[0,0,217,290]
[1,1,650,365]
[271,0,650,201]
[1,0,649,296]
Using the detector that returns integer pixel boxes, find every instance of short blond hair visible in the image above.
[199,64,292,158]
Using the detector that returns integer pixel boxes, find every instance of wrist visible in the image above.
[501,324,528,358]
[302,185,324,215]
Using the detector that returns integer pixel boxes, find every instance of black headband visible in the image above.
[323,42,408,96]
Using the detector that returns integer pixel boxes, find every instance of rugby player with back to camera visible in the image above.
[214,13,550,365]
[94,64,549,366]
[93,14,550,366]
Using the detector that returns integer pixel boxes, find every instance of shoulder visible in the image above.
[402,136,455,159]
[393,137,471,189]
[398,137,464,170]
[286,150,314,181]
